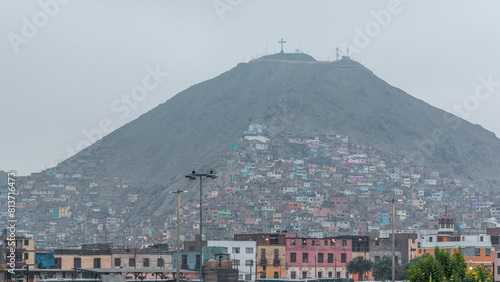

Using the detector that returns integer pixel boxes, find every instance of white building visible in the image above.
[207,240,257,281]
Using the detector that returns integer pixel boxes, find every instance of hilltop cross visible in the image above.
[278,38,286,53]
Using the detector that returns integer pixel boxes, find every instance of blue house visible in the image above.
[378,212,390,226]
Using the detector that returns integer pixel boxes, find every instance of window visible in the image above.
[93,258,101,268]
[274,249,279,259]
[438,237,443,242]
[341,253,346,263]
[375,241,379,247]
[291,240,296,245]
[291,253,297,262]
[143,258,149,267]
[480,236,484,242]
[318,272,323,278]
[492,235,499,245]
[233,259,240,266]
[245,274,251,281]
[486,248,491,256]
[312,240,316,245]
[318,253,324,263]
[189,246,195,251]
[291,272,296,279]
[342,240,347,246]
[330,239,336,246]
[261,249,266,259]
[497,252,500,259]
[497,266,500,275]
[465,247,474,257]
[475,248,481,257]
[24,240,29,246]
[114,258,120,267]
[328,253,333,263]
[324,240,328,246]
[233,247,240,253]
[328,272,333,278]
[245,260,253,266]
[303,253,309,262]
[429,237,433,242]
[246,247,253,253]
[302,271,308,279]
[129,258,136,267]
[274,272,279,278]
[157,258,164,267]
[74,258,81,268]
[24,253,29,260]
[182,255,187,267]
[54,258,62,268]
[337,272,341,278]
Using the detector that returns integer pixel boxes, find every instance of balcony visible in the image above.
[273,259,280,266]
[260,259,267,266]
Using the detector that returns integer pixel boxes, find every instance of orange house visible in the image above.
[418,212,495,271]
[287,202,302,211]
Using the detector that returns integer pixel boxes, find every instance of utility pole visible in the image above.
[171,190,187,282]
[185,170,218,282]
[335,257,337,278]
[392,199,396,282]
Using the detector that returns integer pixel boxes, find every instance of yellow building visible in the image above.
[9,237,36,269]
[59,206,71,218]
[234,233,296,279]
[53,244,112,270]
[258,244,287,279]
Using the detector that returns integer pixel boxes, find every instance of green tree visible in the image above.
[408,247,493,282]
[463,265,493,282]
[372,255,393,281]
[400,253,430,280]
[347,256,373,281]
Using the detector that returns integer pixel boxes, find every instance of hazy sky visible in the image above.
[1,0,500,176]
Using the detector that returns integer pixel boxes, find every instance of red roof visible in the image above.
[439,211,454,224]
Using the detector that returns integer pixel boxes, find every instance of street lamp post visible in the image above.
[185,170,218,282]
[392,199,402,282]
[171,189,187,282]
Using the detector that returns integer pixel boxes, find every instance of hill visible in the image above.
[59,53,500,226]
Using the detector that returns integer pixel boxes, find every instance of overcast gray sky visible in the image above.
[1,0,500,176]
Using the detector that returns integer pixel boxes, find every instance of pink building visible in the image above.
[330,196,348,210]
[285,237,352,279]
